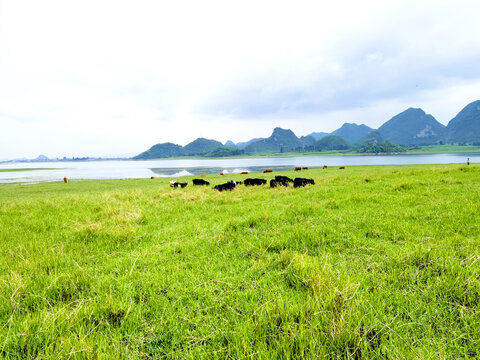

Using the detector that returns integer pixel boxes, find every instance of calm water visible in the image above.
[0,153,477,184]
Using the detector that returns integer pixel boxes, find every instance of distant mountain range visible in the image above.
[134,100,480,159]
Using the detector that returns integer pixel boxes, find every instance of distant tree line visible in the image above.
[357,140,407,154]
[204,147,245,157]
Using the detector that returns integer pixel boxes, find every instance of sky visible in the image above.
[1,0,480,159]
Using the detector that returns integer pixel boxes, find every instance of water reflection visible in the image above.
[150,165,296,176]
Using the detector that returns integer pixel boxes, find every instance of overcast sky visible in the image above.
[1,0,480,159]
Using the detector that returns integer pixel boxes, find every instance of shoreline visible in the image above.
[3,145,480,164]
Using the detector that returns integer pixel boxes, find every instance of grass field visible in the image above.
[0,164,479,359]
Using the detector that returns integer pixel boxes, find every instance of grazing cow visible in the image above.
[263,169,273,173]
[201,174,206,177]
[244,178,267,186]
[294,167,302,171]
[170,180,188,188]
[339,166,345,169]
[270,179,289,188]
[241,171,249,174]
[63,176,69,183]
[220,173,224,176]
[151,176,157,179]
[302,167,309,170]
[323,165,328,169]
[293,177,315,188]
[193,179,210,186]
[213,180,237,192]
[275,175,293,183]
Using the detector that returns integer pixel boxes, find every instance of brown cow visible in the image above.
[302,167,309,170]
[220,173,224,176]
[151,176,157,179]
[263,169,273,173]
[339,166,345,169]
[323,165,328,169]
[63,176,69,183]
[201,174,206,177]
[241,171,249,174]
[294,167,302,171]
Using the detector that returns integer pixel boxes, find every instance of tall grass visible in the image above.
[0,164,479,359]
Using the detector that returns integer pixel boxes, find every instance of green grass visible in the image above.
[1,164,479,359]
[0,168,57,172]
[406,144,480,154]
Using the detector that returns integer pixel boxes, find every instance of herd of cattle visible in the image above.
[169,175,316,191]
[164,165,343,191]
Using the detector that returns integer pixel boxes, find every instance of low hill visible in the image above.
[245,128,303,152]
[183,138,224,156]
[312,135,352,151]
[446,100,480,144]
[331,123,374,144]
[377,108,446,145]
[356,131,384,146]
[307,132,329,141]
[134,138,224,159]
[133,142,185,159]
[235,138,265,149]
[299,135,316,147]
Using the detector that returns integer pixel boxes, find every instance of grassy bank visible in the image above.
[406,144,480,154]
[1,164,479,359]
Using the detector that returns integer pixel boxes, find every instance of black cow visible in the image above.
[170,180,188,188]
[213,180,237,192]
[293,177,315,188]
[193,179,210,186]
[275,175,293,183]
[244,178,267,186]
[270,179,289,188]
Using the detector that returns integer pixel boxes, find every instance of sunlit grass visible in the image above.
[0,164,479,359]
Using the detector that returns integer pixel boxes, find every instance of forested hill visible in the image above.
[133,138,224,159]
[377,108,446,145]
[331,123,374,144]
[244,128,304,153]
[446,100,480,144]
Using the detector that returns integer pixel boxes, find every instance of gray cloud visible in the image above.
[197,38,480,120]
[195,0,480,120]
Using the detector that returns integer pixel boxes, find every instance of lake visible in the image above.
[0,153,477,184]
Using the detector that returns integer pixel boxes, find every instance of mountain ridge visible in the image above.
[377,108,447,145]
[134,100,480,158]
[446,100,480,144]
